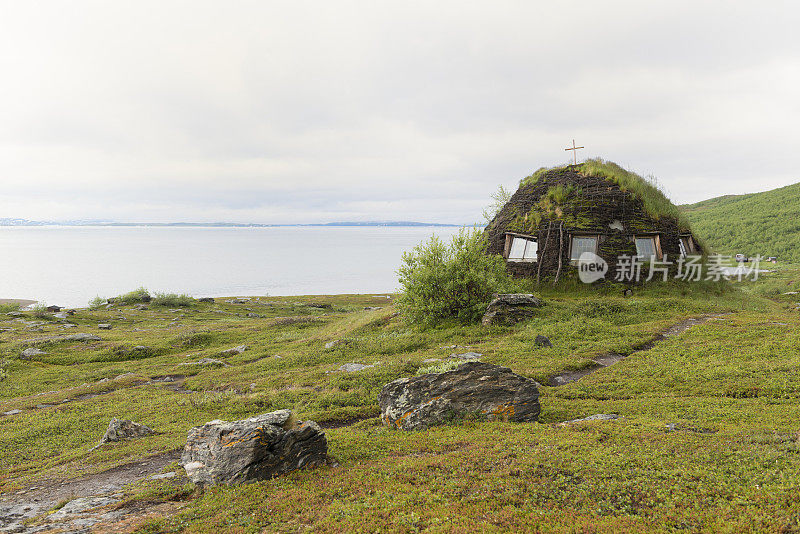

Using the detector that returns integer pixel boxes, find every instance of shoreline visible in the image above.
[0,298,37,307]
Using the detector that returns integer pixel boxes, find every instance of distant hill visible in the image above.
[0,219,459,228]
[681,182,800,262]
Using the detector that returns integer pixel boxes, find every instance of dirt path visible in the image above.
[0,450,181,533]
[548,314,728,386]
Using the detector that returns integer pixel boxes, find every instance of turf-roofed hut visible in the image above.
[485,159,703,283]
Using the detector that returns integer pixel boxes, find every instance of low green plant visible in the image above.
[397,228,511,326]
[0,303,20,314]
[115,287,151,305]
[152,293,194,307]
[416,360,461,375]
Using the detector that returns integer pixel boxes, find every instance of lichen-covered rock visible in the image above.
[481,294,544,326]
[379,362,540,430]
[99,418,155,443]
[181,409,328,485]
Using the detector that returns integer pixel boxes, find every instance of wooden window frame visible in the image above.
[569,234,599,264]
[504,233,538,263]
[633,234,663,260]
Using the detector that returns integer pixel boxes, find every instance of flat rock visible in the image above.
[559,414,620,425]
[325,339,348,349]
[3,409,22,416]
[481,294,544,326]
[98,323,112,330]
[20,347,47,359]
[179,358,228,367]
[198,297,215,303]
[181,409,328,485]
[379,361,540,430]
[49,496,119,520]
[338,363,375,372]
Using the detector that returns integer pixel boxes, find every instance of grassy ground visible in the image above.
[2,271,800,532]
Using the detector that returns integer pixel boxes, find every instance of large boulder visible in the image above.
[378,362,540,430]
[181,409,328,485]
[482,294,544,326]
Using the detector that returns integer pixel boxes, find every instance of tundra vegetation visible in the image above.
[1,265,800,532]
[682,181,800,262]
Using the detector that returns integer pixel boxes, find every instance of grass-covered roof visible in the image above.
[519,158,691,231]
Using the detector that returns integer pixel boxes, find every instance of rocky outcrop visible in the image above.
[481,294,544,326]
[378,362,540,430]
[181,409,328,485]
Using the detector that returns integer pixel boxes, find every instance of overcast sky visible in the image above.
[1,1,798,224]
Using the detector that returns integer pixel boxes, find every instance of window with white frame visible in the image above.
[569,236,598,261]
[508,236,538,262]
[635,236,658,259]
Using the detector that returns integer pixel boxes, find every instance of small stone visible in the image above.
[95,417,155,446]
[535,335,553,348]
[220,345,248,356]
[325,339,346,349]
[98,323,112,330]
[481,294,544,326]
[558,414,621,425]
[149,472,177,480]
[3,409,22,416]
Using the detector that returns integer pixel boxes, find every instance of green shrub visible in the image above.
[397,228,511,326]
[88,296,106,310]
[152,293,194,307]
[116,287,151,305]
[30,303,49,319]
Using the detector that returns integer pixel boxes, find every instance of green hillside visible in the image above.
[681,182,800,262]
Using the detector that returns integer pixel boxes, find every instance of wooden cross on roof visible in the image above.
[564,139,584,165]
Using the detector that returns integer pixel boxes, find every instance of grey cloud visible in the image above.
[1,1,798,223]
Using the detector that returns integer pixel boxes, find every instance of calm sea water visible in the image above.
[0,226,463,308]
